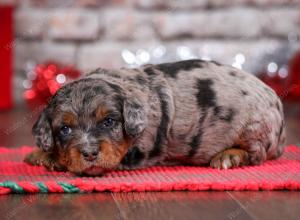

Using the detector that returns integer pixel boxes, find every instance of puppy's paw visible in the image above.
[24,150,65,171]
[210,148,249,169]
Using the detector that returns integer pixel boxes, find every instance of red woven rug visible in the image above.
[0,145,300,194]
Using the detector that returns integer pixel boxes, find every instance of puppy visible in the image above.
[25,59,286,176]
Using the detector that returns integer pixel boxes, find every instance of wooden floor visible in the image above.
[0,104,300,220]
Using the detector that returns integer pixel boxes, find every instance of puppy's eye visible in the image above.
[60,125,72,136]
[102,118,115,128]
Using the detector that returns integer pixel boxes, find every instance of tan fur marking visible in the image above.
[99,139,130,168]
[95,106,109,122]
[62,112,78,126]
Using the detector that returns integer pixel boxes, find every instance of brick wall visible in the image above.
[2,0,300,104]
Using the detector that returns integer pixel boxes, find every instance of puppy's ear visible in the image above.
[32,109,54,151]
[123,97,148,138]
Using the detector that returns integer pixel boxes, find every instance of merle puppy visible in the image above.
[25,59,286,176]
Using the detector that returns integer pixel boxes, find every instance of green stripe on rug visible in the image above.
[35,182,48,193]
[58,182,80,193]
[0,181,24,193]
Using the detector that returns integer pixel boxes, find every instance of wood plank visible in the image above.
[0,193,121,220]
[112,191,254,220]
[229,191,300,220]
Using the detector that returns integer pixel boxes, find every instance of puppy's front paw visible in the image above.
[210,148,249,169]
[24,150,65,171]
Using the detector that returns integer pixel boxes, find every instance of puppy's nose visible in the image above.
[82,149,99,161]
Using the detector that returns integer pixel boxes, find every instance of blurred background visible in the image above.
[0,0,300,147]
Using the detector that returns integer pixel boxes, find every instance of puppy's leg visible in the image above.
[210,148,250,169]
[24,149,65,171]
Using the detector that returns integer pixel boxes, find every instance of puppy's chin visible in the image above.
[81,166,111,176]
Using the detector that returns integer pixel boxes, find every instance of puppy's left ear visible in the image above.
[32,109,54,151]
[123,96,148,138]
